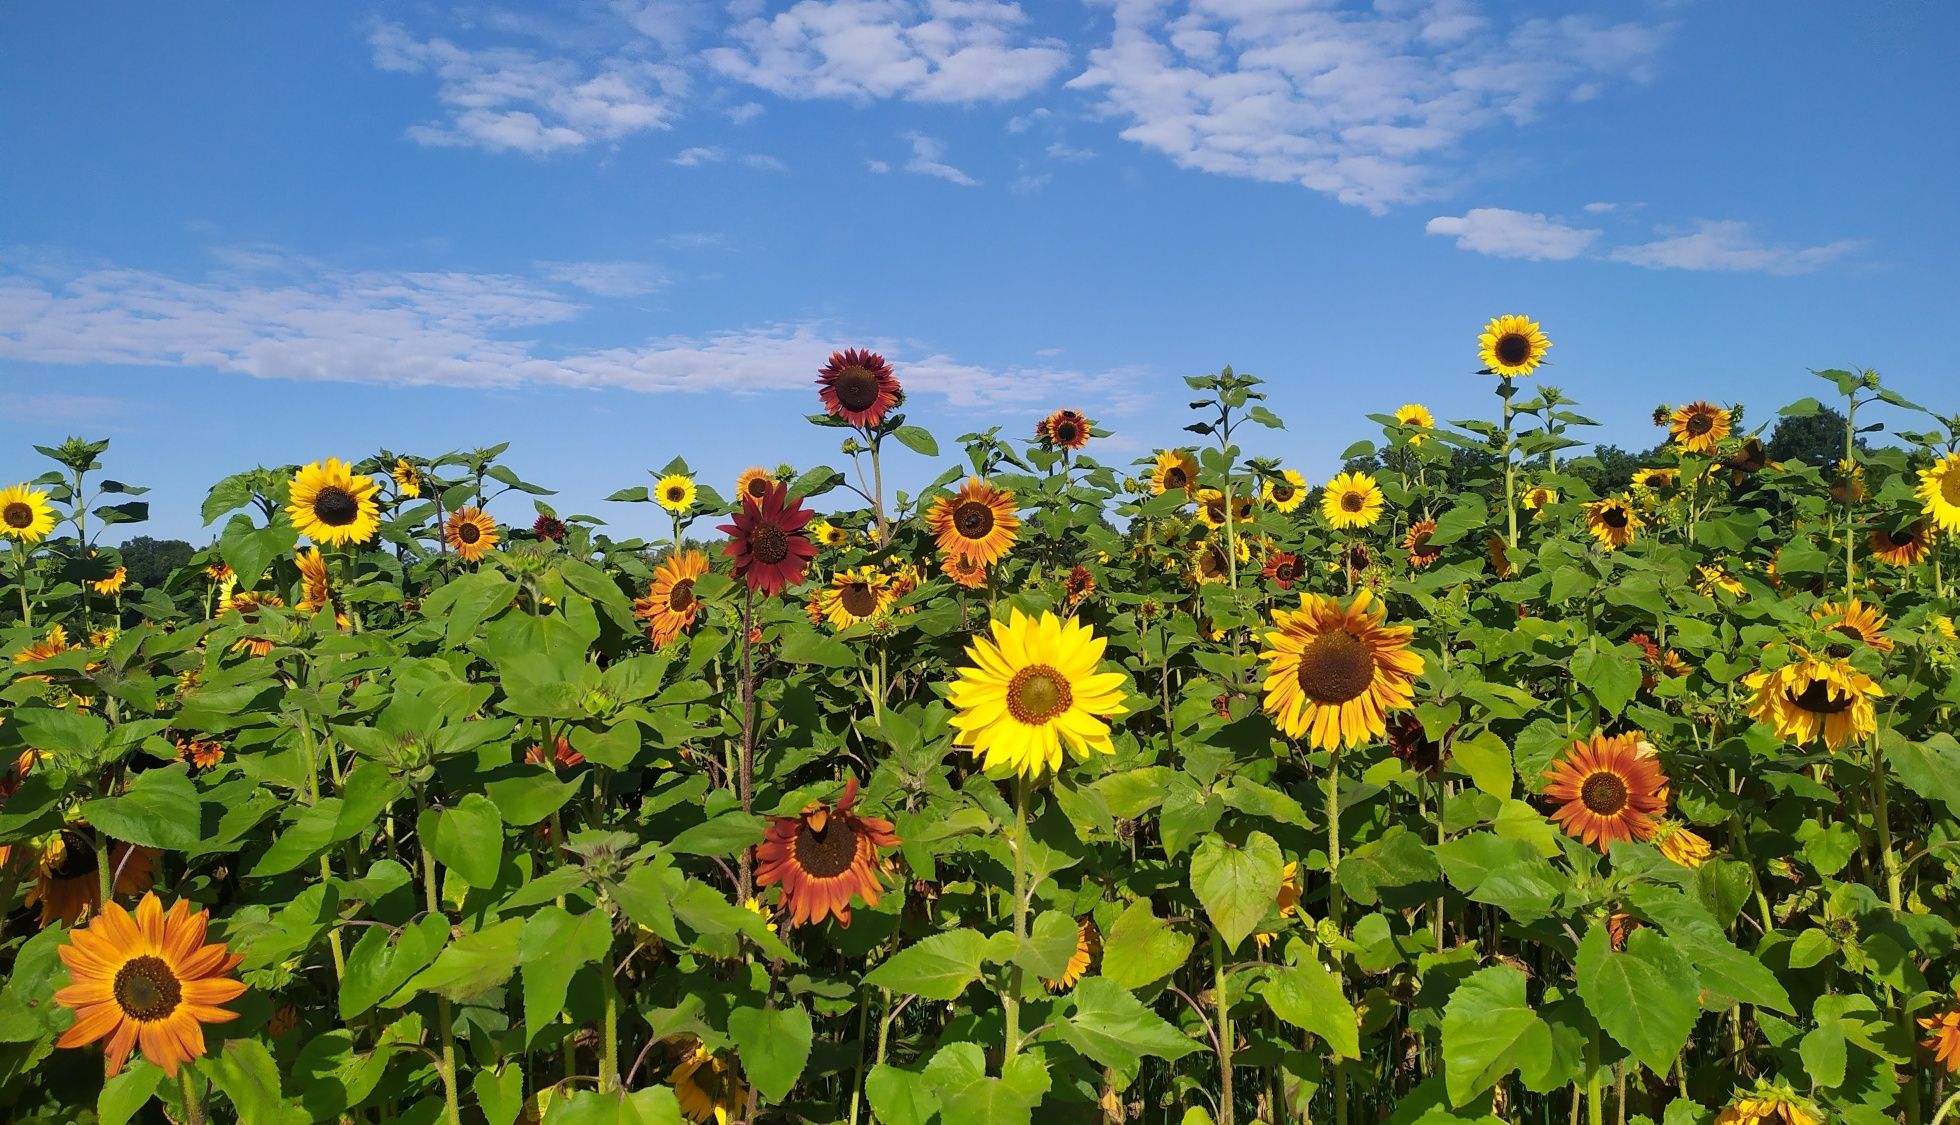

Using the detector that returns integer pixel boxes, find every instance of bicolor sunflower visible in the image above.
[1477,314,1551,377]
[526,735,586,771]
[947,609,1130,779]
[634,550,707,648]
[1062,564,1095,605]
[287,459,380,547]
[178,739,225,771]
[0,483,56,543]
[816,348,902,428]
[1585,497,1642,551]
[89,567,128,596]
[295,547,333,616]
[1727,437,1772,482]
[1037,408,1093,450]
[1743,650,1882,752]
[445,506,499,562]
[735,466,776,506]
[1043,919,1101,991]
[1870,521,1933,566]
[1386,712,1448,775]
[1259,590,1423,749]
[1191,533,1251,586]
[670,1043,746,1124]
[1653,820,1712,868]
[1403,519,1441,569]
[28,830,156,928]
[755,777,900,927]
[1714,1088,1821,1125]
[1150,449,1199,498]
[14,623,78,666]
[1812,597,1893,654]
[1395,403,1435,443]
[941,551,988,590]
[927,478,1019,566]
[820,565,894,629]
[1670,401,1732,454]
[718,482,817,597]
[1321,472,1384,530]
[390,458,422,499]
[1262,550,1303,590]
[1630,467,1680,500]
[1542,732,1668,851]
[1923,988,1960,1074]
[53,892,246,1077]
[1916,452,1960,533]
[655,474,697,514]
[1521,486,1557,511]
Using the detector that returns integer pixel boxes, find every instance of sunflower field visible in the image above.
[4,322,1960,1125]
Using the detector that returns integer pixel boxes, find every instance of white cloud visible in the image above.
[672,146,724,165]
[1009,172,1053,195]
[865,159,892,174]
[1069,2,1669,212]
[538,260,668,297]
[741,153,790,172]
[725,100,766,123]
[704,0,1069,103]
[1608,221,1867,275]
[1046,141,1096,161]
[902,133,978,185]
[0,250,1150,411]
[1425,208,1599,260]
[1582,201,1620,213]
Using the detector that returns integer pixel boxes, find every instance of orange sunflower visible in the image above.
[29,830,157,928]
[1262,550,1303,590]
[816,348,902,428]
[1403,519,1441,568]
[1870,521,1933,566]
[941,551,989,590]
[927,478,1019,566]
[754,777,901,928]
[1585,497,1642,551]
[1043,919,1101,991]
[1542,732,1669,850]
[445,506,499,563]
[735,467,777,506]
[1259,590,1424,749]
[1812,597,1893,654]
[634,550,707,648]
[1923,988,1960,1074]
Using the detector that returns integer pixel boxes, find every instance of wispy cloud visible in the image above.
[1425,208,1600,261]
[537,260,668,297]
[669,146,789,171]
[1426,208,1865,274]
[902,133,978,186]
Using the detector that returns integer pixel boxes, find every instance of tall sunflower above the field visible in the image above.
[1542,732,1668,850]
[1743,649,1881,752]
[1477,314,1551,378]
[445,506,499,563]
[1036,408,1093,451]
[820,565,894,629]
[719,482,816,597]
[1395,403,1434,443]
[390,457,422,499]
[1585,496,1642,550]
[1916,451,1960,533]
[0,483,55,543]
[927,478,1019,566]
[1259,589,1422,749]
[816,347,902,427]
[655,473,697,514]
[634,550,707,648]
[754,777,900,927]
[948,609,1130,779]
[1669,401,1732,455]
[286,458,380,547]
[1261,469,1306,512]
[1150,449,1198,498]
[1320,471,1384,531]
[735,466,776,506]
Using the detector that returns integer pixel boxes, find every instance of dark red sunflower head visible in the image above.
[817,348,902,428]
[1261,550,1301,590]
[1036,408,1093,451]
[1386,712,1450,776]
[754,776,902,928]
[533,513,567,543]
[718,482,817,598]
[1064,564,1095,603]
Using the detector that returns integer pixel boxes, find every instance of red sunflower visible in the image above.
[718,482,817,598]
[754,777,901,928]
[816,349,902,428]
[1036,409,1093,451]
[1262,550,1302,590]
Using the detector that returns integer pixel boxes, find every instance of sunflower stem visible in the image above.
[418,801,465,1125]
[600,943,621,1093]
[1501,383,1520,552]
[1212,926,1236,1125]
[179,1066,204,1125]
[14,544,31,629]
[1327,747,1348,1125]
[739,585,757,902]
[1003,775,1029,1063]
[1843,392,1859,595]
[1585,1026,1603,1125]
[1871,731,1924,1123]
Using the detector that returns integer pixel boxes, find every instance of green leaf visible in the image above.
[1427,497,1489,547]
[1099,899,1195,990]
[395,918,524,1003]
[249,799,345,877]
[202,1038,305,1123]
[863,929,991,1000]
[473,1065,527,1125]
[1439,964,1549,1106]
[291,1031,387,1120]
[1450,731,1513,799]
[1576,925,1700,1072]
[728,1004,814,1102]
[1571,641,1642,718]
[666,812,768,857]
[484,771,576,826]
[1060,977,1202,1071]
[1887,732,1960,818]
[422,794,505,889]
[1339,827,1444,906]
[1259,959,1359,1060]
[81,765,206,851]
[340,915,447,1019]
[98,1061,161,1125]
[1435,833,1563,922]
[866,1064,939,1125]
[1190,831,1283,952]
[521,907,611,1047]
[1014,911,1082,982]
[777,628,856,668]
[892,425,940,457]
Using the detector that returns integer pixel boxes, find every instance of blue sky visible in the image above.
[3,1,1955,542]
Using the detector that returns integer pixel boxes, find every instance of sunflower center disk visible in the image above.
[954,502,994,539]
[666,487,686,503]
[3,503,31,529]
[1056,423,1079,443]
[113,955,183,1022]
[840,582,878,618]
[750,525,789,565]
[458,523,481,544]
[1942,471,1960,506]
[1687,413,1714,436]
[1164,468,1187,489]
[314,487,359,526]
[1342,492,1364,513]
[792,819,859,878]
[668,579,695,613]
[834,368,880,412]
[1295,630,1377,704]
[1496,334,1531,367]
[1790,679,1853,715]
[747,480,770,499]
[1579,771,1630,816]
[1275,561,1297,581]
[1271,483,1294,502]
[1603,507,1628,529]
[1007,664,1073,724]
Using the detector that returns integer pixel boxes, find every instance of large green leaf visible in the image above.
[1435,832,1563,921]
[1099,899,1195,990]
[394,918,524,1003]
[1190,831,1283,952]
[340,915,448,1019]
[1059,977,1202,1070]
[421,794,505,889]
[863,929,991,1000]
[80,765,207,851]
[1259,958,1359,1059]
[521,907,611,1046]
[728,1004,814,1102]
[1575,925,1700,1072]
[1439,964,1549,1106]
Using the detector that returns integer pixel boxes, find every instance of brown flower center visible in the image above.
[1342,491,1364,513]
[1270,482,1295,502]
[665,486,687,503]
[793,816,860,878]
[457,521,482,545]
[833,367,881,412]
[1199,546,1228,579]
[1163,466,1188,490]
[1602,506,1628,529]
[750,524,789,565]
[1686,411,1714,436]
[313,487,359,526]
[1006,664,1072,724]
[1055,421,1080,444]
[1495,333,1531,367]
[113,955,182,1021]
[1942,471,1960,506]
[1789,678,1853,715]
[3,502,32,529]
[954,501,995,540]
[1579,771,1630,816]
[1295,630,1376,704]
[839,580,878,618]
[746,478,771,500]
[1273,559,1298,582]
[667,578,696,613]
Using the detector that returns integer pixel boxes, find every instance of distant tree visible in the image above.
[1568,443,1659,495]
[1766,406,1863,471]
[118,536,196,588]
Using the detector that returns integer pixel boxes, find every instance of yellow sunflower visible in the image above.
[1259,590,1423,749]
[1669,401,1732,455]
[1320,472,1384,531]
[1695,563,1745,598]
[1192,533,1251,586]
[89,567,128,596]
[286,459,380,547]
[53,892,246,1077]
[1585,497,1642,550]
[1151,449,1199,499]
[810,519,850,549]
[820,565,894,629]
[1253,861,1303,949]
[1743,650,1882,752]
[1916,452,1960,533]
[633,550,707,648]
[0,483,57,543]
[1395,403,1435,443]
[1261,469,1307,513]
[390,458,422,499]
[735,467,776,506]
[1630,467,1680,499]
[294,548,333,616]
[947,609,1130,779]
[1043,919,1101,991]
[668,1043,746,1124]
[927,478,1020,567]
[1477,314,1551,378]
[444,506,499,563]
[1812,597,1894,654]
[1715,1088,1821,1125]
[1653,820,1712,868]
[1521,486,1557,511]
[655,473,697,513]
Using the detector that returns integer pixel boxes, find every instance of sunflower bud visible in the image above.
[582,688,620,720]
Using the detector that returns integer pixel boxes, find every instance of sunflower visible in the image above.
[90,567,128,596]
[1743,650,1882,752]
[1259,469,1307,513]
[1715,1088,1821,1125]
[1870,521,1933,566]
[669,1043,747,1124]
[941,551,988,590]
[1669,401,1732,454]
[1923,988,1960,1074]
[532,513,567,543]
[1043,919,1101,991]
[444,506,499,562]
[177,739,225,771]
[1653,820,1712,868]
[1542,732,1668,851]
[1695,563,1745,598]
[28,831,156,928]
[1916,452,1960,533]
[1630,467,1680,499]
[526,736,586,771]
[1062,564,1095,605]
[1831,463,1867,505]
[1259,590,1423,749]
[390,458,422,499]
[286,459,380,547]
[634,550,708,648]
[13,623,77,666]
[1395,403,1435,444]
[816,348,902,428]
[755,777,900,927]
[655,474,697,514]
[1521,486,1557,511]
[927,478,1020,566]
[1812,597,1894,654]
[1262,550,1303,590]
[1403,519,1441,569]
[1938,615,1959,643]
[1477,314,1551,377]
[718,482,817,597]
[735,467,776,506]
[1385,712,1448,775]
[1151,450,1199,498]
[295,547,332,615]
[1253,862,1303,950]
[948,609,1131,779]
[889,561,926,611]
[1321,472,1384,531]
[820,565,894,629]
[810,519,849,550]
[53,892,246,1077]
[0,483,56,543]
[1727,437,1771,481]
[1584,497,1642,551]
[1191,534,1251,586]
[1037,408,1093,451]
